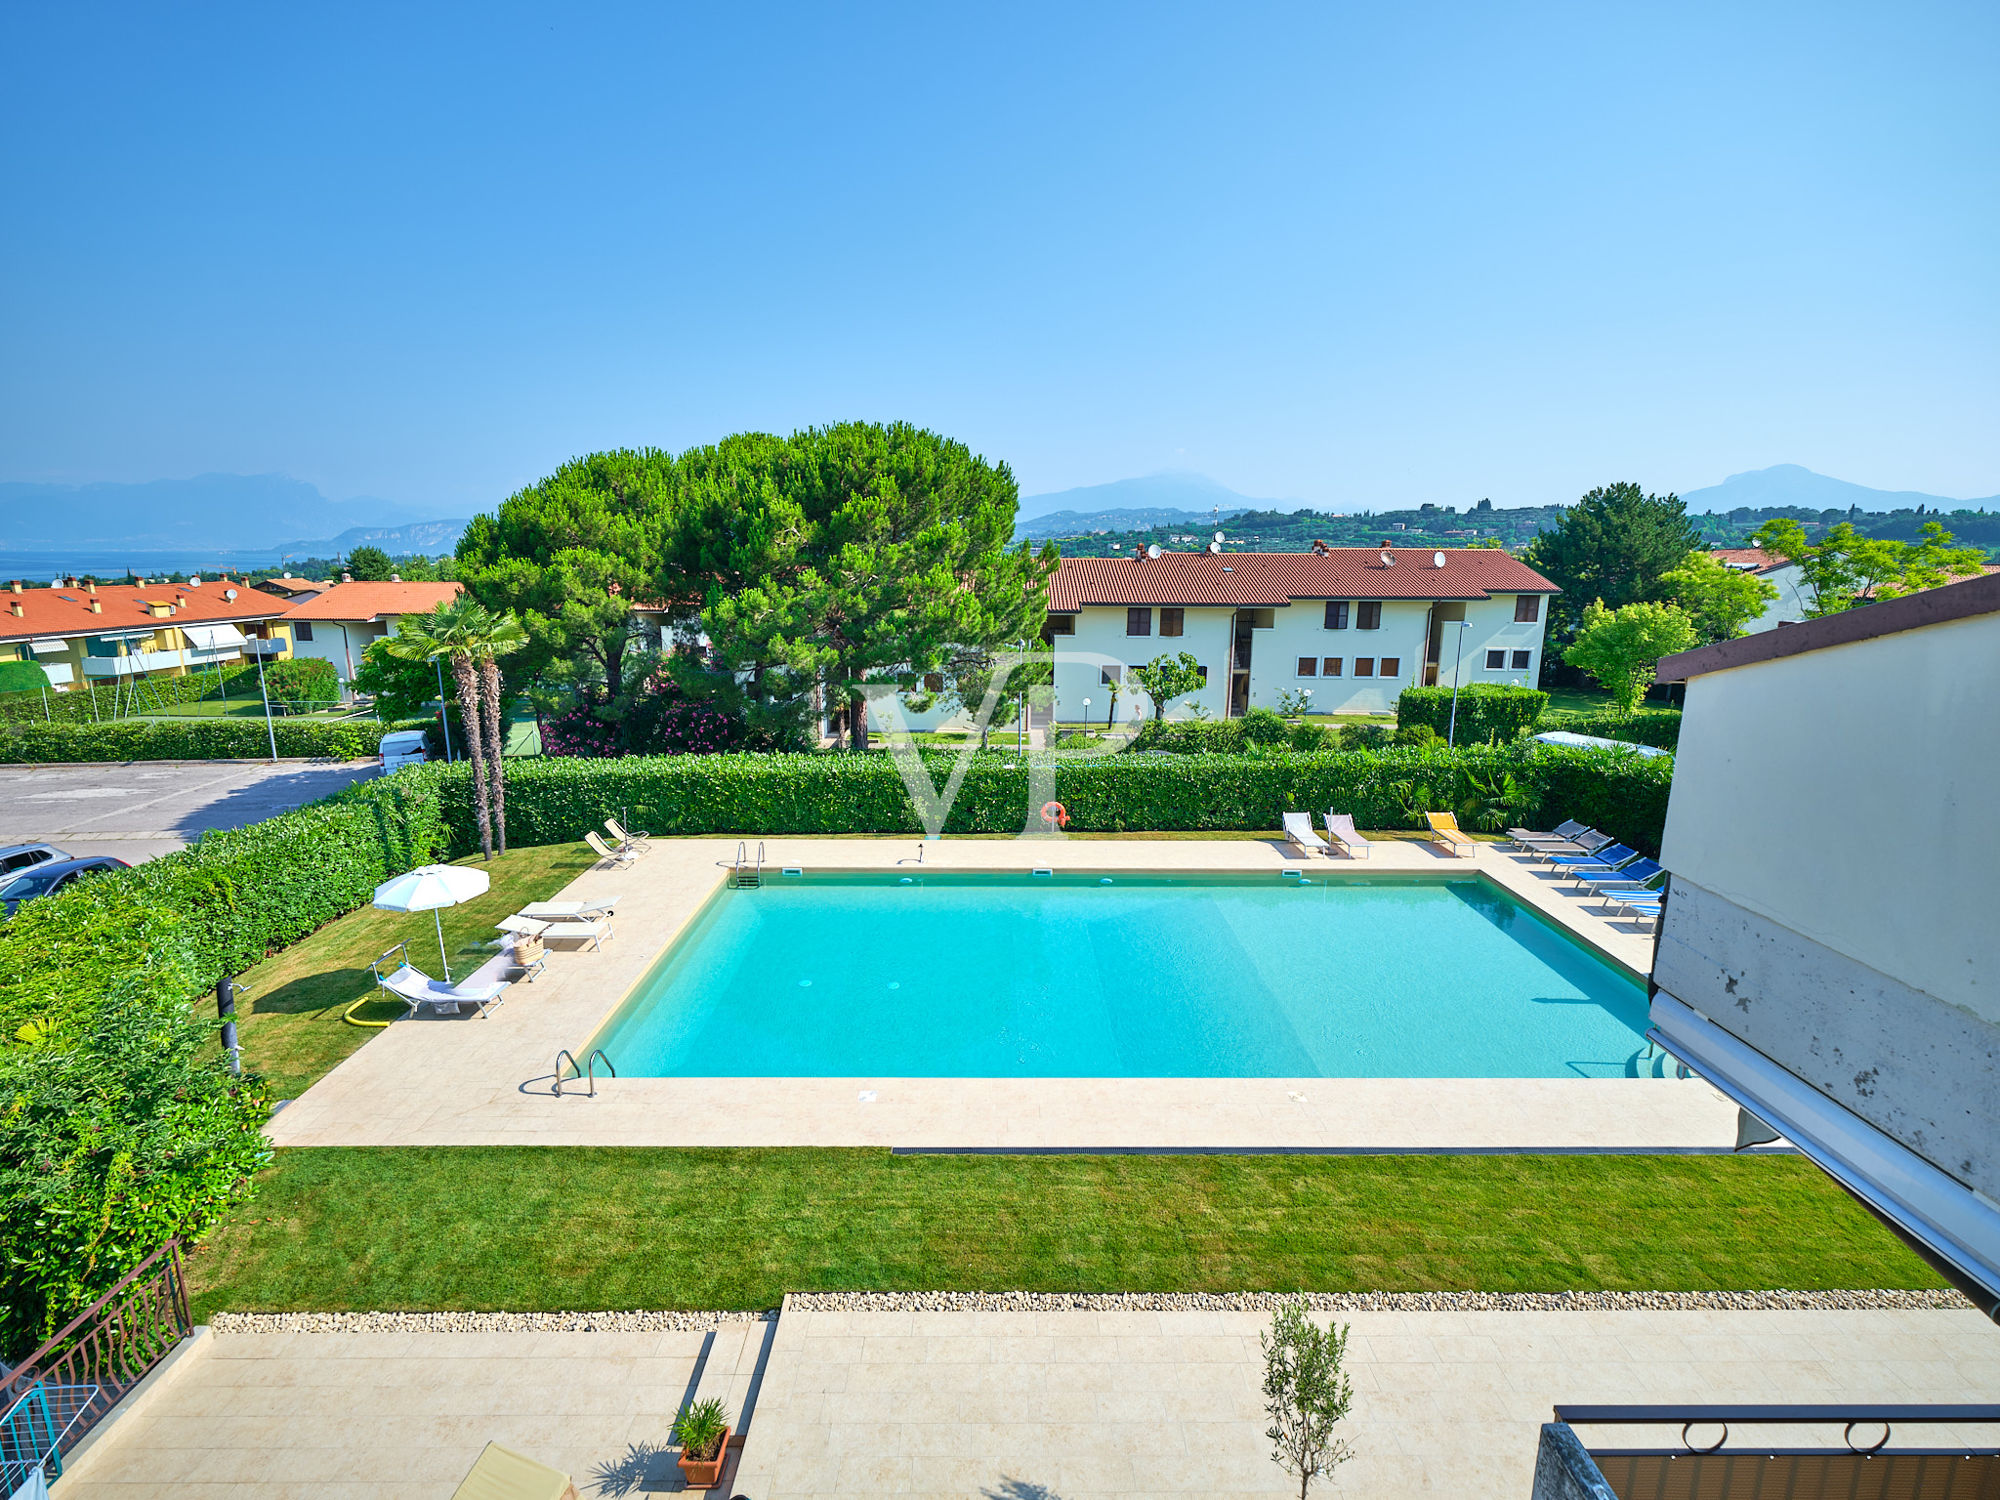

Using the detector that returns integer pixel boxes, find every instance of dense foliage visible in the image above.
[1749,517,1986,616]
[257,656,341,704]
[1395,685,1548,744]
[1552,710,1682,751]
[0,771,450,1348]
[1522,483,1703,647]
[0,717,420,763]
[1563,600,1699,714]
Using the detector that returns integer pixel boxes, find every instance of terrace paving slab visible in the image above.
[268,837,1738,1150]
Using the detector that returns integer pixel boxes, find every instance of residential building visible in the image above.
[0,575,293,692]
[1042,546,1559,722]
[279,580,463,691]
[1713,544,2000,633]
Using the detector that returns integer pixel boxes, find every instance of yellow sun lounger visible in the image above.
[1424,811,1479,858]
[451,1442,578,1500]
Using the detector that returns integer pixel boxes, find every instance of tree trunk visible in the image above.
[850,691,868,751]
[451,654,493,860]
[480,658,507,855]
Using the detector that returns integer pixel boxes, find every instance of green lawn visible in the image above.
[187,1148,1942,1317]
[230,843,594,1099]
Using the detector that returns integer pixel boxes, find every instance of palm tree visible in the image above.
[387,600,526,859]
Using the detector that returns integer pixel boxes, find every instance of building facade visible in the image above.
[0,575,292,693]
[279,581,464,693]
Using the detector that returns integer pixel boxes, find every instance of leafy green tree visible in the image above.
[1261,1303,1355,1500]
[1129,652,1207,720]
[1751,518,1986,616]
[1562,599,1699,715]
[1524,483,1702,641]
[695,423,1057,749]
[345,545,394,581]
[351,636,456,722]
[1658,550,1781,643]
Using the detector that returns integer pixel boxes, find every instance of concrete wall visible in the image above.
[1656,608,2000,1195]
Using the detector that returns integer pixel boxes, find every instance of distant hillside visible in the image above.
[1016,471,1312,524]
[0,473,458,550]
[272,519,469,557]
[1017,505,1252,541]
[1680,464,1999,516]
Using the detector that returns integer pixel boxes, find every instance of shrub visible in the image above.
[1129,719,1245,754]
[1338,723,1390,750]
[1396,685,1548,744]
[0,717,417,763]
[1551,709,1682,752]
[1289,722,1334,752]
[1393,723,1437,747]
[1239,707,1289,747]
[258,656,340,704]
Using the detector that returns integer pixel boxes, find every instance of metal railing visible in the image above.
[0,1242,192,1463]
[553,1048,615,1098]
[731,840,766,888]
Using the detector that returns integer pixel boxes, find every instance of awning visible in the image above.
[27,638,72,655]
[181,623,248,650]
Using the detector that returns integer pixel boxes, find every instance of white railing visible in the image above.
[81,649,187,678]
[41,663,74,686]
[243,638,285,655]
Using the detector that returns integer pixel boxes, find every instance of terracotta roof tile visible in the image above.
[1047,548,1559,611]
[280,581,462,622]
[1708,546,1791,571]
[0,579,286,643]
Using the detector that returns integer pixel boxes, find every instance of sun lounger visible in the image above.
[1599,888,1664,929]
[1526,828,1612,862]
[605,817,650,852]
[1423,811,1478,858]
[451,1442,579,1500]
[519,899,617,920]
[585,830,638,868]
[1324,812,1372,859]
[1568,856,1663,892]
[500,910,614,953]
[1546,842,1638,875]
[374,959,509,1019]
[1283,811,1329,856]
[1508,818,1586,848]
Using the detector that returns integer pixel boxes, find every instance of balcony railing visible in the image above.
[80,648,186,678]
[243,637,286,655]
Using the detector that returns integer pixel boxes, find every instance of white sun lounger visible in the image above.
[1324,812,1373,859]
[605,817,650,852]
[518,899,617,920]
[585,830,637,868]
[375,961,509,1019]
[500,912,614,953]
[1282,811,1329,856]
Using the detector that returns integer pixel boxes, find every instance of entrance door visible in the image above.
[1426,603,1465,687]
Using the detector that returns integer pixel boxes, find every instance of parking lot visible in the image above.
[0,761,382,865]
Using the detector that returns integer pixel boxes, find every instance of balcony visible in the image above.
[81,648,187,678]
[41,663,73,686]
[243,637,287,655]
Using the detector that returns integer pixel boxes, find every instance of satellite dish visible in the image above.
[1146,543,1162,560]
[1380,550,1393,566]
[1213,531,1225,542]
[1208,541,1222,554]
[223,588,238,600]
[1433,551,1446,568]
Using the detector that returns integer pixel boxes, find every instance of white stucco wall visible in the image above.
[1052,604,1235,724]
[1660,610,1999,1024]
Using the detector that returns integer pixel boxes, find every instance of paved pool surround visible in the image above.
[267,836,1740,1150]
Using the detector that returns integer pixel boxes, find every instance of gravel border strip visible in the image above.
[208,1287,1969,1332]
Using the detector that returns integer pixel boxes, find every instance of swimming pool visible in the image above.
[585,871,1651,1079]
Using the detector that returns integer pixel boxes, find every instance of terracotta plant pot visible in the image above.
[676,1425,731,1490]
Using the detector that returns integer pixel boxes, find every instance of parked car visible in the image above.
[0,842,69,877]
[378,729,432,773]
[0,856,131,916]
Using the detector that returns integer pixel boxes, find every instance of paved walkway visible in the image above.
[55,1308,1998,1498]
[268,836,1738,1151]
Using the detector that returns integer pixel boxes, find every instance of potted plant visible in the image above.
[673,1397,732,1489]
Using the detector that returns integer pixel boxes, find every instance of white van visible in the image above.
[378,729,432,772]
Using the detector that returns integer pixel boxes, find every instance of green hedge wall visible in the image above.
[429,743,1674,856]
[0,717,418,763]
[1397,685,1548,743]
[1548,709,1682,752]
[0,665,259,725]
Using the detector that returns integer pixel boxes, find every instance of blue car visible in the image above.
[0,856,130,916]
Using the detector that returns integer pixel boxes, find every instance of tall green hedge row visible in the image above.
[1547,709,1682,752]
[429,743,1675,855]
[0,770,451,1348]
[0,665,259,725]
[1396,685,1549,743]
[0,716,418,763]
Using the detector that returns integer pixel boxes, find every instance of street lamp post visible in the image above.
[1447,621,1473,747]
[253,643,278,763]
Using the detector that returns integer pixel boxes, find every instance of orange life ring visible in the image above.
[1041,800,1069,829]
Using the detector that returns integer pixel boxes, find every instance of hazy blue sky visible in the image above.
[3,1,1995,514]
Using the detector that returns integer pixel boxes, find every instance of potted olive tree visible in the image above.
[1262,1302,1356,1499]
[672,1397,731,1489]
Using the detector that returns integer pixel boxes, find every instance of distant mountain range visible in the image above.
[274,519,469,558]
[1016,472,1310,523]
[1677,464,1998,516]
[0,474,461,551]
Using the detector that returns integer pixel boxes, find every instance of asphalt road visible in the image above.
[0,761,382,865]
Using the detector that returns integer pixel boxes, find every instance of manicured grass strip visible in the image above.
[187,1148,1942,1317]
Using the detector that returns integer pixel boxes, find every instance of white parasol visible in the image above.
[372,864,491,980]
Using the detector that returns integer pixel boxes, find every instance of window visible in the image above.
[1511,650,1531,670]
[1126,607,1152,636]
[294,621,315,642]
[1044,615,1075,636]
[1356,601,1382,630]
[1353,657,1375,677]
[1295,657,1318,677]
[1379,657,1400,677]
[1485,649,1506,670]
[1322,657,1342,676]
[1323,600,1349,630]
[922,672,944,693]
[1100,665,1122,686]
[1160,608,1184,637]
[1515,595,1541,623]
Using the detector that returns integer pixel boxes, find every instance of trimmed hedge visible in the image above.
[0,665,259,725]
[1397,685,1548,744]
[1548,709,1682,752]
[0,717,420,763]
[431,743,1674,857]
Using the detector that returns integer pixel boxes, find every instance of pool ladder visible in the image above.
[731,840,766,889]
[553,1048,615,1098]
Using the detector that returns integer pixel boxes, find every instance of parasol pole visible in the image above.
[435,908,451,981]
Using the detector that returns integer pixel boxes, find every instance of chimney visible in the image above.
[8,580,19,594]
[86,580,98,594]
[8,601,21,618]
[89,597,102,613]
[341,572,353,583]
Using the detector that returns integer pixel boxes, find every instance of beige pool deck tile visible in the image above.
[265,835,1735,1150]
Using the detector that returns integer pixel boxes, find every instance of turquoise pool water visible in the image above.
[586,871,1653,1079]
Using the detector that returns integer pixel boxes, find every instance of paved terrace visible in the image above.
[268,835,1739,1151]
[53,1306,1998,1498]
